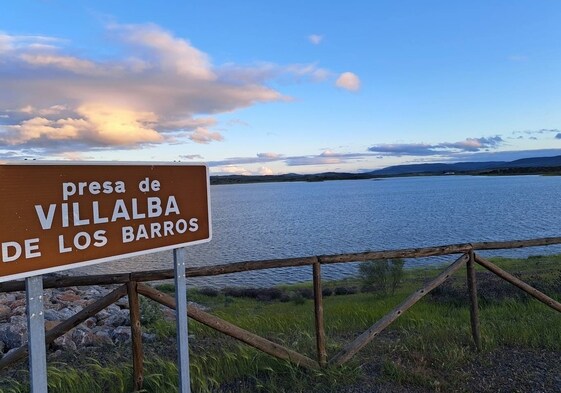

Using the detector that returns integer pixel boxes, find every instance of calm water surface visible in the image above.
[74,175,561,287]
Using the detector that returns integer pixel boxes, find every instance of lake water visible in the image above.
[74,175,561,287]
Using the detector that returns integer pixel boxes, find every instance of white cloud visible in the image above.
[109,23,216,80]
[189,127,223,144]
[180,154,204,160]
[0,24,301,155]
[258,166,274,175]
[335,72,361,91]
[308,34,323,45]
[257,152,283,159]
[0,23,353,158]
[216,165,253,176]
[19,53,102,76]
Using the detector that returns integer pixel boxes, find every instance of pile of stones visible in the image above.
[0,285,159,357]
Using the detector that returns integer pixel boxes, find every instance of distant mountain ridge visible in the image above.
[368,155,561,175]
[210,154,561,185]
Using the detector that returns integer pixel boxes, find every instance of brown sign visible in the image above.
[0,163,211,282]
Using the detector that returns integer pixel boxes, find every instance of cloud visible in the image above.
[258,166,274,175]
[214,165,253,176]
[0,104,163,148]
[208,150,371,168]
[180,154,204,160]
[218,62,330,84]
[257,152,282,159]
[368,136,504,157]
[335,72,361,91]
[2,23,338,157]
[513,128,560,135]
[189,127,223,144]
[19,53,102,76]
[109,23,215,80]
[208,152,284,166]
[308,34,323,45]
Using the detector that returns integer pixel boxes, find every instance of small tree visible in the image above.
[389,258,404,295]
[359,258,404,295]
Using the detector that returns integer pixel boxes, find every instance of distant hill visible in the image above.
[369,155,561,176]
[210,154,561,185]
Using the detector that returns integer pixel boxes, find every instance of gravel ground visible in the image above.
[336,347,561,393]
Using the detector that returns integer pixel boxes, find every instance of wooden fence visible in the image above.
[2,236,561,390]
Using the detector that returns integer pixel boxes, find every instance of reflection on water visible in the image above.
[73,175,561,287]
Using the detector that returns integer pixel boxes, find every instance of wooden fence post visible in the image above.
[127,281,144,391]
[312,260,327,367]
[466,251,481,351]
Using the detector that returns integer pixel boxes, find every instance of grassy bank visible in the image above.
[2,254,561,392]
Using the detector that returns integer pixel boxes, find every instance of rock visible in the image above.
[95,309,111,321]
[9,315,26,326]
[72,327,91,346]
[84,288,103,298]
[101,309,130,327]
[56,290,81,303]
[112,326,132,344]
[44,309,63,321]
[45,320,61,331]
[0,305,11,322]
[0,294,16,304]
[116,297,130,309]
[82,331,113,347]
[142,332,157,343]
[84,317,97,329]
[58,306,82,320]
[9,299,25,310]
[11,306,26,316]
[53,334,77,351]
[0,340,6,354]
[0,322,27,349]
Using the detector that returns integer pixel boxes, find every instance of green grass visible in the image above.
[2,253,561,392]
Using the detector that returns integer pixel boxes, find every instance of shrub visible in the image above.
[334,286,357,295]
[359,259,404,295]
[279,292,291,302]
[322,287,333,297]
[221,286,286,301]
[198,287,219,297]
[291,292,306,305]
[155,283,175,294]
[256,288,284,301]
[140,297,164,325]
[297,288,314,299]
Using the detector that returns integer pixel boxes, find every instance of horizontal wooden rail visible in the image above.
[137,283,319,369]
[2,236,561,293]
[471,236,561,251]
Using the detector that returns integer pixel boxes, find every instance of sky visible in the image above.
[1,1,561,175]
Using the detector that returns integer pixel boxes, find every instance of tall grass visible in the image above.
[2,254,561,392]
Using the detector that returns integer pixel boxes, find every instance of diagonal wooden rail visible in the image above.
[330,253,469,366]
[1,236,561,389]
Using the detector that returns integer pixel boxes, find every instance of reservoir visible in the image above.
[73,175,561,287]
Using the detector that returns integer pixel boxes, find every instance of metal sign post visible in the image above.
[174,247,191,393]
[25,275,47,393]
